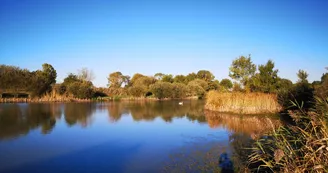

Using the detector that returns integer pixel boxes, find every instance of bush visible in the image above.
[150,82,173,99]
[171,83,188,98]
[128,85,147,97]
[187,82,206,98]
[67,81,94,99]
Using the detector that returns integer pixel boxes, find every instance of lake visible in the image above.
[0,100,280,173]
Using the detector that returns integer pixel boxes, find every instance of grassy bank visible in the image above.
[205,91,282,114]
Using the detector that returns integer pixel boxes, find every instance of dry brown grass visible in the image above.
[205,91,282,114]
[0,91,91,103]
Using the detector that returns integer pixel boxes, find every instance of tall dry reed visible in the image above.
[205,91,282,114]
[248,98,328,172]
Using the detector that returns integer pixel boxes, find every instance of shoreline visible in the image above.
[0,96,199,103]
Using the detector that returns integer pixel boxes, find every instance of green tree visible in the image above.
[188,79,208,91]
[174,75,187,84]
[154,73,164,80]
[297,69,309,84]
[150,82,173,99]
[133,76,156,87]
[196,70,215,82]
[250,60,279,93]
[186,72,198,83]
[128,86,147,97]
[208,80,220,91]
[29,63,57,97]
[229,55,256,89]
[187,82,206,98]
[162,74,174,83]
[130,73,146,85]
[108,72,129,88]
[220,78,233,90]
[171,83,188,98]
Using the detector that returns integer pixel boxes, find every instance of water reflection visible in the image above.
[0,103,62,140]
[105,100,206,123]
[64,103,97,127]
[0,101,283,172]
[205,110,281,139]
[0,101,206,140]
[163,110,282,172]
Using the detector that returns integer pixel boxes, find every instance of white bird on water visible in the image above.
[179,102,183,105]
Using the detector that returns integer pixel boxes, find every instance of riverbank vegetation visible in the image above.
[0,63,224,101]
[247,79,328,172]
[205,91,281,114]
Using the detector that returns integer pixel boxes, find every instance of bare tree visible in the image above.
[78,67,95,82]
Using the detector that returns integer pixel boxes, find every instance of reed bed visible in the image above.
[248,98,328,172]
[205,91,282,114]
[0,92,91,103]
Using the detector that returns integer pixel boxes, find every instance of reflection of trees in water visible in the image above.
[205,110,281,139]
[106,100,207,124]
[0,104,62,140]
[163,112,282,172]
[64,103,97,127]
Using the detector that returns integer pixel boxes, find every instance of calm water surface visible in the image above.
[0,100,280,173]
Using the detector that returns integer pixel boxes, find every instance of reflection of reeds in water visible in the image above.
[205,91,282,114]
[205,110,281,139]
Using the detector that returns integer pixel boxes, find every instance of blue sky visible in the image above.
[1,0,327,87]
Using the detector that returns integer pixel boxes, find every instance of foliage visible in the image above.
[315,72,328,99]
[174,75,187,84]
[232,82,243,92]
[220,78,233,90]
[130,73,146,85]
[208,80,220,91]
[128,85,147,97]
[186,72,198,83]
[154,73,164,80]
[150,82,173,99]
[108,71,129,88]
[0,63,57,98]
[297,69,309,84]
[188,79,208,91]
[171,83,188,98]
[187,82,206,98]
[229,55,256,89]
[250,60,279,93]
[133,76,156,88]
[67,81,94,99]
[197,70,215,82]
[161,74,174,83]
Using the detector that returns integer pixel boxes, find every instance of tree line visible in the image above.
[1,55,327,102]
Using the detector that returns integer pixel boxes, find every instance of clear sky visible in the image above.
[1,0,327,87]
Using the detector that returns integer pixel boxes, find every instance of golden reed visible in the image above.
[205,91,282,114]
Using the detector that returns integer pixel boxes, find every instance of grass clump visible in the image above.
[248,97,328,173]
[205,91,282,114]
